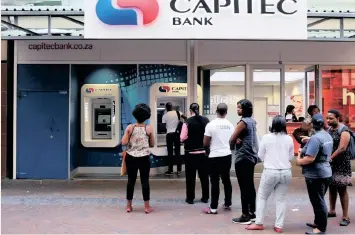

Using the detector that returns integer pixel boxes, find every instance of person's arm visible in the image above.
[331,131,350,160]
[146,125,155,147]
[121,125,133,146]
[289,136,295,160]
[162,114,166,124]
[229,121,246,145]
[180,123,188,142]
[296,137,320,166]
[203,124,212,155]
[257,136,267,161]
[292,128,303,145]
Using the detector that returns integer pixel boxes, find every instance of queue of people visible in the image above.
[120,101,353,234]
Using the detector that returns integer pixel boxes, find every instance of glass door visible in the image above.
[200,65,246,126]
[250,65,285,138]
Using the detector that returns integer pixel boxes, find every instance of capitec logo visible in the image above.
[86,88,95,93]
[85,88,112,93]
[96,0,159,26]
[159,86,171,93]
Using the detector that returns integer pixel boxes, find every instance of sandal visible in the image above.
[203,207,218,214]
[340,218,350,226]
[126,205,133,213]
[245,224,264,230]
[274,227,283,233]
[328,212,336,217]
[144,206,153,214]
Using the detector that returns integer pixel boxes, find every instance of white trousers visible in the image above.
[255,168,292,228]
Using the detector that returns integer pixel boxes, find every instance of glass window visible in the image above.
[207,66,245,126]
[322,66,355,131]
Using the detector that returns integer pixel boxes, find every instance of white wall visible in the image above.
[197,40,355,65]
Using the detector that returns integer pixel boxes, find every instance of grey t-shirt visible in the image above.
[235,117,258,164]
[301,129,333,179]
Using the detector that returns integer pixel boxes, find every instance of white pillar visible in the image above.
[245,64,253,103]
[187,40,198,108]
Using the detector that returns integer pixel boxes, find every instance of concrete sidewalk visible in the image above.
[2,178,354,234]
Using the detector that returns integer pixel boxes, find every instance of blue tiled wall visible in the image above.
[71,64,188,168]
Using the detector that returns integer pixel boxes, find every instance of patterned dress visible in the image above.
[328,127,352,187]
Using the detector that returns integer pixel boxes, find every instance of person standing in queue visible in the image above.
[230,99,259,225]
[203,103,234,214]
[180,103,210,204]
[121,103,155,214]
[296,114,333,234]
[162,102,186,176]
[326,109,352,227]
[246,115,294,233]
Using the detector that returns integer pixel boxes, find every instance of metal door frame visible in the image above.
[305,65,321,111]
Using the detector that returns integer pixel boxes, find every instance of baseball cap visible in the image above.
[312,113,325,127]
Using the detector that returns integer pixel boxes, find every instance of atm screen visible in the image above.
[94,108,111,132]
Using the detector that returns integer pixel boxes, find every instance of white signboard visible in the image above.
[84,0,308,40]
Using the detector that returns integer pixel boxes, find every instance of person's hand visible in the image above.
[298,148,302,157]
[236,138,242,144]
[301,136,310,143]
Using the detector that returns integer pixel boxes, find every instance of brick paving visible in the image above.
[1,177,355,234]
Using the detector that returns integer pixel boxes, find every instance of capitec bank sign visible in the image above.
[84,0,307,39]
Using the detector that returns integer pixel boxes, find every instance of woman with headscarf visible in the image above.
[180,103,210,204]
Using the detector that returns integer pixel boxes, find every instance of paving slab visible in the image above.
[1,178,354,234]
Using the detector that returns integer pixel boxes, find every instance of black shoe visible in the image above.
[222,204,231,210]
[185,199,194,204]
[306,223,318,228]
[165,171,173,176]
[328,212,336,218]
[200,198,208,203]
[340,218,350,226]
[249,213,256,222]
[232,214,252,225]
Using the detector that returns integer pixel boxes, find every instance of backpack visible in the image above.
[338,125,355,160]
[175,110,183,137]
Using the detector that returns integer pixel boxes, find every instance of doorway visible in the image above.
[250,65,284,138]
[254,97,268,137]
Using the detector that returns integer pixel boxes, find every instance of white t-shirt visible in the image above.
[162,111,183,133]
[204,118,234,158]
[258,133,294,169]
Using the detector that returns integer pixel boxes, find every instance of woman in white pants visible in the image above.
[246,115,294,233]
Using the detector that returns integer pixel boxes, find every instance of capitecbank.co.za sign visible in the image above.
[84,0,307,40]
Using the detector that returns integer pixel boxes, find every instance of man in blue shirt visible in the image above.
[296,114,333,234]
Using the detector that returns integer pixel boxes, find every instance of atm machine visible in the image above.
[149,83,203,157]
[81,84,120,148]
